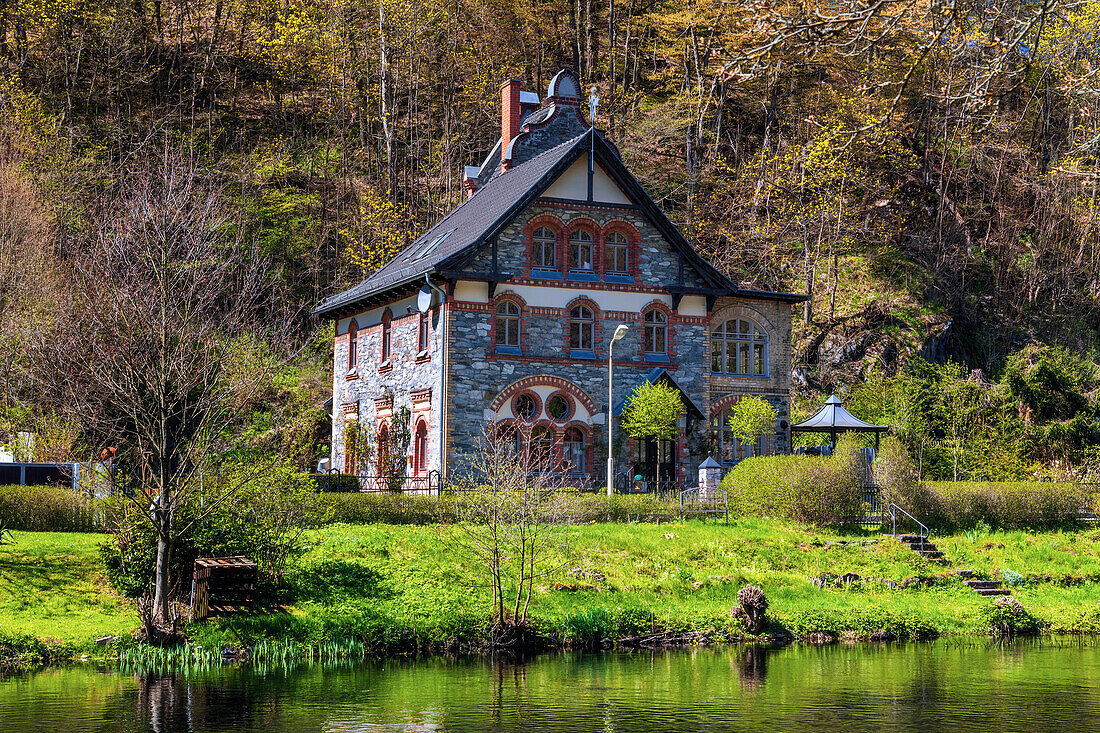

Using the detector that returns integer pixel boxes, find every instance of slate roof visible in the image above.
[612,368,706,419]
[314,134,589,316]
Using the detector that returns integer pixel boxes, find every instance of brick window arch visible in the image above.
[376,422,389,474]
[568,228,595,274]
[565,297,601,359]
[347,318,359,371]
[563,426,586,475]
[525,215,564,277]
[380,308,393,364]
[413,419,429,475]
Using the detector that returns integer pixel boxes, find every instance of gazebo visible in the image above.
[791,394,890,450]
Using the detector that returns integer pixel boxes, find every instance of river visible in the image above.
[2,641,1098,731]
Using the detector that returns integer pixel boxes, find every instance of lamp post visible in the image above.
[607,323,629,496]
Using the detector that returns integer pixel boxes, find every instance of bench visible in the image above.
[679,488,728,524]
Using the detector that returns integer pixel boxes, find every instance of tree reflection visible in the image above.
[736,645,769,690]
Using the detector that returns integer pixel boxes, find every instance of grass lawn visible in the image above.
[7,520,1100,652]
[0,532,134,643]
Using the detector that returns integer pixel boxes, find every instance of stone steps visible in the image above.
[894,534,948,563]
[963,577,1012,596]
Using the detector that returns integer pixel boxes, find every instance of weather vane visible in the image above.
[589,86,600,125]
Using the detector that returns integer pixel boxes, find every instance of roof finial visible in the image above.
[588,86,599,126]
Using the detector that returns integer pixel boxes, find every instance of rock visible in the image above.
[868,629,897,642]
[835,572,861,586]
[883,580,897,590]
[94,636,117,646]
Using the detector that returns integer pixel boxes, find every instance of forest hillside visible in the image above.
[0,0,1097,477]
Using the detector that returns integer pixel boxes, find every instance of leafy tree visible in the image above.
[727,396,777,458]
[620,380,685,441]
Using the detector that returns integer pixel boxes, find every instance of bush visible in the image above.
[0,484,107,532]
[885,479,1086,531]
[322,491,679,526]
[719,434,865,526]
[980,596,1042,636]
[100,462,325,597]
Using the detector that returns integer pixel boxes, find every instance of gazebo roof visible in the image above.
[792,395,890,434]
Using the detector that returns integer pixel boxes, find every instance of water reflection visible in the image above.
[734,644,769,690]
[3,641,1100,732]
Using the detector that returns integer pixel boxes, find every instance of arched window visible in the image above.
[376,423,390,474]
[644,310,667,356]
[711,319,768,376]
[417,311,429,355]
[495,423,522,459]
[414,420,428,474]
[532,226,557,269]
[530,425,554,472]
[495,301,520,348]
[564,427,585,475]
[568,229,594,272]
[605,231,629,274]
[380,309,392,363]
[711,407,765,464]
[569,305,594,353]
[347,319,359,370]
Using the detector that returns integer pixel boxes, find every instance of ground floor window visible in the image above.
[711,407,765,464]
[563,427,585,475]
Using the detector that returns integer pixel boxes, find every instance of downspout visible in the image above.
[425,274,448,490]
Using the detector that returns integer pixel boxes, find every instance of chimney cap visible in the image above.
[520,91,540,106]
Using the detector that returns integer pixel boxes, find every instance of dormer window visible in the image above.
[569,229,594,272]
[533,226,557,269]
[606,232,629,274]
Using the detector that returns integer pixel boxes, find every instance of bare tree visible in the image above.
[30,152,293,632]
[450,424,579,649]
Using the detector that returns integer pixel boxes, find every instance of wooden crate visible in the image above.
[190,556,258,620]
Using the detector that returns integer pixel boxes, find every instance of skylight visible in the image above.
[411,228,455,261]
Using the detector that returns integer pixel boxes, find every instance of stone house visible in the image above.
[314,69,805,488]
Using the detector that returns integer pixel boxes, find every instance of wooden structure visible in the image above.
[679,487,728,524]
[190,556,258,620]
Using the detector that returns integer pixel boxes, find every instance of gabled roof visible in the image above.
[612,368,705,420]
[314,129,805,318]
[792,395,890,433]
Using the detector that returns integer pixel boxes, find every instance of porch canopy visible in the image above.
[791,394,890,449]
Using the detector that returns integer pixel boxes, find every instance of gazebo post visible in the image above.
[875,432,880,451]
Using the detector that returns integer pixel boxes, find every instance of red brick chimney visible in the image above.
[500,79,522,172]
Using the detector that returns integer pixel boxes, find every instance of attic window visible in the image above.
[411,228,455,262]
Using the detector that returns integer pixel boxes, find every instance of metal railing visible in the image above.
[887,503,929,553]
[679,487,728,524]
[314,469,441,495]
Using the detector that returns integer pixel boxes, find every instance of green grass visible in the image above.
[6,519,1100,660]
[0,531,134,643]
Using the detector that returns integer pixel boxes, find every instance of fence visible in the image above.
[314,469,442,494]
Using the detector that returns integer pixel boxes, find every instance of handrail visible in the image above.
[887,503,929,554]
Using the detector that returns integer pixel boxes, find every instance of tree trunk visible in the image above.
[152,497,172,624]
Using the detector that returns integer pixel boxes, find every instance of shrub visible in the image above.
[719,434,865,526]
[887,479,1086,531]
[312,473,362,493]
[734,585,768,633]
[321,491,679,526]
[980,596,1041,636]
[0,484,106,532]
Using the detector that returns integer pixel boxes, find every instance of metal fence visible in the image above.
[314,469,442,495]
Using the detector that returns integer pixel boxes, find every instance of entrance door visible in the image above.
[636,438,676,490]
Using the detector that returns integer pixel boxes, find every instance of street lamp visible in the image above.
[607,323,630,496]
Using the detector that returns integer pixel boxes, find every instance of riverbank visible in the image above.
[4,519,1100,668]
